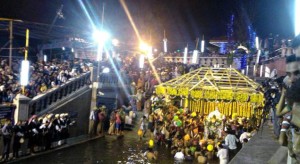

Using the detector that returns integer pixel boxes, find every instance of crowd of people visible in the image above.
[0,33,297,163]
[102,53,259,163]
[139,97,258,163]
[0,58,90,103]
[89,104,137,137]
[1,112,75,161]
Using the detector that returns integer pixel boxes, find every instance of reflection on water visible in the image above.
[18,120,218,164]
[16,130,216,164]
[16,133,195,164]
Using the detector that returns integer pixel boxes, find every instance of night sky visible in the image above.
[0,0,295,50]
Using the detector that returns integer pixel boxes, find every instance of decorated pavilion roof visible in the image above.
[158,67,260,92]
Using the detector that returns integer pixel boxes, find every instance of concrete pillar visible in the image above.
[13,94,32,122]
[89,82,98,134]
[89,66,96,82]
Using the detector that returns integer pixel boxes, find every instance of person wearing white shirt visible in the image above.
[239,131,251,144]
[174,149,184,161]
[217,143,229,164]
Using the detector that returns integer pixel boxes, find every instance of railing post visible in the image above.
[59,87,64,99]
[69,83,73,94]
[63,85,68,96]
[53,90,58,102]
[13,94,32,122]
[38,99,43,113]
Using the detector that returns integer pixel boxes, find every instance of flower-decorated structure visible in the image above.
[155,67,264,118]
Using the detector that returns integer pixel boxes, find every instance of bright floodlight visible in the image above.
[147,46,153,59]
[296,0,300,36]
[93,30,110,43]
[71,48,74,52]
[201,40,205,53]
[20,60,30,86]
[163,38,167,53]
[183,47,188,64]
[62,47,65,51]
[255,37,259,50]
[192,50,198,64]
[43,55,47,62]
[139,42,150,52]
[112,39,119,46]
[139,55,144,69]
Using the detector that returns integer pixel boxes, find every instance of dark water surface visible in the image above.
[16,134,174,164]
[15,131,216,164]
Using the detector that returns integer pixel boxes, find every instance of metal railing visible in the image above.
[98,73,131,88]
[28,72,91,115]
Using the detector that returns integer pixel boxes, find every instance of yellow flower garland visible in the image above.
[191,90,203,98]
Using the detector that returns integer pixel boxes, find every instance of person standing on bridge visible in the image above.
[12,120,25,159]
[1,119,12,161]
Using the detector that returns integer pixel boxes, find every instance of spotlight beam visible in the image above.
[120,0,142,42]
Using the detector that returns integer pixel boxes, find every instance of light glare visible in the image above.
[112,39,119,46]
[192,50,198,64]
[93,30,110,43]
[183,47,188,64]
[163,38,167,53]
[20,60,30,86]
[139,55,144,69]
[148,46,153,59]
[139,42,150,52]
[296,0,300,36]
[201,40,205,53]
[102,67,110,73]
[255,37,259,49]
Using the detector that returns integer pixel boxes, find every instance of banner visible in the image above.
[0,105,15,126]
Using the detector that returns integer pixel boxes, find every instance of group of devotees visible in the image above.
[139,34,300,164]
[139,93,258,164]
[1,112,74,161]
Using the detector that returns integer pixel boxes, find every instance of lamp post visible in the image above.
[93,30,110,83]
[183,46,188,64]
[201,36,205,53]
[20,29,30,94]
[192,38,199,64]
[163,30,167,53]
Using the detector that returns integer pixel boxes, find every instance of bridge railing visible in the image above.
[28,72,91,115]
[98,73,131,89]
[163,56,228,66]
